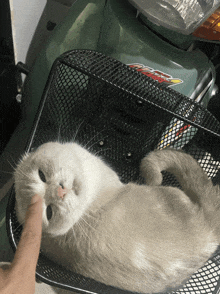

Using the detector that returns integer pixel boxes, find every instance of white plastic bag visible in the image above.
[129,0,220,34]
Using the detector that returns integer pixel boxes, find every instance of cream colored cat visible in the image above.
[14,142,220,293]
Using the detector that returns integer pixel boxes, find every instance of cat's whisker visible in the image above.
[83,211,97,221]
[72,119,85,142]
[94,147,111,156]
[9,154,18,167]
[13,179,26,183]
[0,170,14,175]
[56,119,64,143]
[7,159,16,171]
[16,168,32,180]
[17,172,31,181]
[87,136,110,152]
[16,154,26,165]
[57,126,62,143]
[13,221,25,234]
[85,134,110,153]
[83,130,106,150]
[76,222,90,241]
[71,227,77,239]
[81,217,96,231]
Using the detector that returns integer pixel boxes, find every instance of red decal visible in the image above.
[176,124,191,137]
[128,63,183,87]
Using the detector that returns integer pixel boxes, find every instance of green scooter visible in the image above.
[3,1,220,293]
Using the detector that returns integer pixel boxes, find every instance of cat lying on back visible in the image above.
[14,142,220,293]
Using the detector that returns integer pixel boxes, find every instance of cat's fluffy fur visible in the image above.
[14,142,220,293]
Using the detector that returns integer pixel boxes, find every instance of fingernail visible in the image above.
[31,194,41,204]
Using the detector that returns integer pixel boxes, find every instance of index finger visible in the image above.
[12,194,43,272]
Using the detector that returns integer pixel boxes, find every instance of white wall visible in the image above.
[9,0,46,64]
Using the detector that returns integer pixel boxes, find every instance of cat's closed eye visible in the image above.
[46,205,53,221]
[39,169,46,183]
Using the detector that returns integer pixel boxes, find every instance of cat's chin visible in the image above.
[44,226,72,237]
[43,230,67,238]
[43,218,74,237]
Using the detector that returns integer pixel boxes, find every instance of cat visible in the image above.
[14,142,220,293]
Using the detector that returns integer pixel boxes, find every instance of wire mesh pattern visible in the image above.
[171,260,220,294]
[6,50,220,294]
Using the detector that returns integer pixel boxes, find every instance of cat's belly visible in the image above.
[41,184,218,293]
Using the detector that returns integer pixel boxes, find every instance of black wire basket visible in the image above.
[6,50,220,294]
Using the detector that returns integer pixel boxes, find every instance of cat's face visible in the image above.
[14,142,92,236]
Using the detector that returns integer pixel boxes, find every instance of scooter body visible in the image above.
[24,0,216,125]
[0,0,219,284]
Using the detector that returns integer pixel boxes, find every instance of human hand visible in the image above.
[0,194,43,294]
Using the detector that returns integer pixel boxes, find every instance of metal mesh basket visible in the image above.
[6,50,220,294]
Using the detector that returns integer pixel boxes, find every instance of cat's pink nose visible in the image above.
[57,186,67,200]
